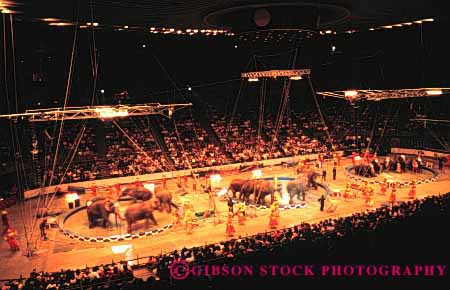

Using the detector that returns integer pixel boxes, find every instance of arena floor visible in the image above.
[0,158,448,279]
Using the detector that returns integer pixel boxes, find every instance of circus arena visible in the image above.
[0,1,449,289]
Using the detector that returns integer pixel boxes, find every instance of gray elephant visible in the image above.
[121,187,153,201]
[123,198,160,233]
[241,180,274,205]
[86,199,116,228]
[286,180,308,203]
[154,188,178,213]
[227,179,247,199]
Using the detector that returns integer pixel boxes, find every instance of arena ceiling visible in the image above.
[2,0,446,33]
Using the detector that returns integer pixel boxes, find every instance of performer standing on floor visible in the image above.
[318,195,326,211]
[40,219,48,241]
[237,203,246,225]
[227,197,234,214]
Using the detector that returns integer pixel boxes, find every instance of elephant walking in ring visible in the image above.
[286,181,308,203]
[86,198,116,228]
[241,180,274,205]
[227,179,247,200]
[120,198,161,233]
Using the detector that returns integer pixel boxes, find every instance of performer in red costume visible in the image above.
[343,183,351,200]
[268,204,279,229]
[380,179,387,195]
[4,228,19,251]
[237,203,246,225]
[389,184,397,206]
[225,212,235,237]
[91,186,97,197]
[408,180,417,199]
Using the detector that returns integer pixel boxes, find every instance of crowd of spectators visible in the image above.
[211,111,335,162]
[211,113,274,162]
[105,118,169,176]
[36,122,100,185]
[2,192,447,289]
[1,263,134,290]
[160,113,230,169]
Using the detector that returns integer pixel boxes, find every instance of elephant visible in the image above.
[307,171,320,189]
[86,196,106,206]
[86,199,116,228]
[154,188,178,213]
[123,198,160,233]
[121,187,153,201]
[227,179,247,199]
[241,180,274,205]
[286,180,309,203]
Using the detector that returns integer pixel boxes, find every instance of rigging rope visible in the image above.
[257,78,267,143]
[3,13,33,255]
[268,47,298,156]
[306,74,334,151]
[112,120,161,169]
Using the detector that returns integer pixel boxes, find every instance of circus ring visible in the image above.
[344,165,439,188]
[57,176,331,243]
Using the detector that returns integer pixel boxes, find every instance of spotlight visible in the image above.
[344,90,358,97]
[234,45,238,48]
[331,45,336,52]
[210,174,222,188]
[100,89,105,94]
[252,169,262,179]
[187,86,192,91]
[426,89,442,96]
[142,44,146,48]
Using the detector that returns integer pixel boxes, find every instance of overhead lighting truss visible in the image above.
[0,103,192,122]
[241,69,311,81]
[317,88,450,101]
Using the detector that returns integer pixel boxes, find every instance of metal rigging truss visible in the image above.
[317,88,450,101]
[241,69,311,80]
[0,103,192,122]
